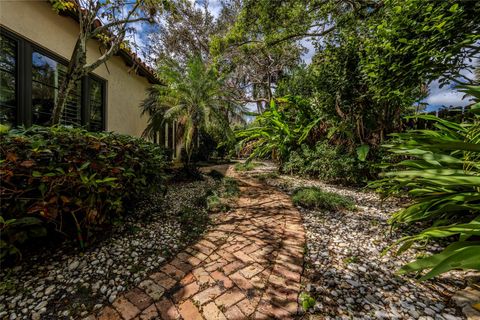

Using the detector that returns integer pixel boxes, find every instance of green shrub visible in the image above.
[282,142,376,186]
[255,172,279,181]
[292,187,355,211]
[0,126,168,259]
[0,216,46,261]
[206,177,240,213]
[221,177,240,197]
[207,169,225,180]
[234,161,258,171]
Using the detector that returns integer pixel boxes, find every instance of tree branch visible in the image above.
[89,16,150,38]
[267,27,336,46]
[83,31,125,72]
[88,0,146,37]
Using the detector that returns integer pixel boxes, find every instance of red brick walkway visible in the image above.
[89,167,305,320]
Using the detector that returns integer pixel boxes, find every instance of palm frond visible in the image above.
[141,55,234,164]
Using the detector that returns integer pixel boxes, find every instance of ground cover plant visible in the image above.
[0,126,168,261]
[292,187,356,211]
[234,161,259,172]
[254,172,279,182]
[206,176,240,212]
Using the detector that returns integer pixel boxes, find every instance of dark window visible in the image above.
[32,51,82,126]
[0,33,17,126]
[0,27,106,131]
[89,77,104,131]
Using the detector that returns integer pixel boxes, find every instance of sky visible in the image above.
[422,59,477,111]
[203,0,223,17]
[423,80,473,112]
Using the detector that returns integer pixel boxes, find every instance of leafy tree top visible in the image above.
[363,0,480,103]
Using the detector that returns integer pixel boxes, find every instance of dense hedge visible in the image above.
[281,142,379,186]
[0,126,167,258]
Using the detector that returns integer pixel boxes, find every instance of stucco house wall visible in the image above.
[0,1,151,137]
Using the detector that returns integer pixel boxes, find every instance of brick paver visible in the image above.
[90,165,305,319]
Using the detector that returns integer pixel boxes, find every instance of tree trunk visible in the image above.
[51,38,86,125]
[267,74,272,101]
[253,83,262,114]
[51,76,76,125]
[356,117,363,143]
[335,93,345,119]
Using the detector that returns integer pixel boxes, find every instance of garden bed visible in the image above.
[0,174,220,320]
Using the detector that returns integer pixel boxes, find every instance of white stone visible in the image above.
[34,301,47,311]
[44,285,55,296]
[68,261,80,271]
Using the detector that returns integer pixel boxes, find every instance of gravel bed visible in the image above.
[255,171,467,320]
[0,176,217,320]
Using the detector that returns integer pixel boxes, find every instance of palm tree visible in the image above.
[140,56,237,164]
[140,86,167,141]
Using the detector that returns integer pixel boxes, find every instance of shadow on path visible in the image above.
[91,165,306,320]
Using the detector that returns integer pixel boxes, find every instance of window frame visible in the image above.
[0,26,107,131]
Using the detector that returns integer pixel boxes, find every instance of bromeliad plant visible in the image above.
[236,96,319,164]
[374,85,480,280]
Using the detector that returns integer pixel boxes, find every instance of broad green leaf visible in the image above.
[356,145,370,161]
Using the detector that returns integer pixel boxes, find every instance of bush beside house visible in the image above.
[0,126,168,260]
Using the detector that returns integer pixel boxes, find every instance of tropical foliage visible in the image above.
[236,97,319,164]
[219,0,480,279]
[363,0,480,103]
[0,126,167,260]
[223,0,480,149]
[9,0,479,282]
[282,142,375,186]
[373,86,480,279]
[141,56,238,164]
